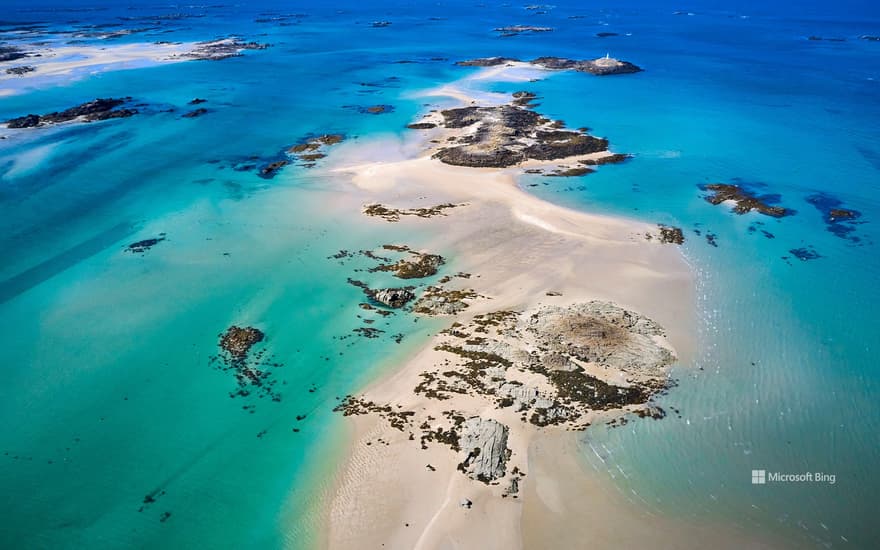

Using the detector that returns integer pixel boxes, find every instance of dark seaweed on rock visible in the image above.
[432,103,611,168]
[126,235,166,253]
[0,45,29,62]
[454,55,642,75]
[213,325,283,402]
[700,183,790,217]
[5,65,36,76]
[5,98,137,129]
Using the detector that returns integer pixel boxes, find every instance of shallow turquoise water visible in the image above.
[1,1,879,548]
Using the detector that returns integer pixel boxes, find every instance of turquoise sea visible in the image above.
[1,1,878,548]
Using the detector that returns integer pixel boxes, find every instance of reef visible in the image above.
[406,122,437,130]
[700,183,790,217]
[5,98,137,129]
[362,202,463,222]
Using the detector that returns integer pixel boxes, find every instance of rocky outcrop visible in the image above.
[457,417,510,482]
[701,183,790,217]
[5,98,137,128]
[219,326,265,359]
[5,65,35,76]
[126,235,166,253]
[455,57,520,67]
[372,253,445,279]
[412,286,478,315]
[454,55,642,75]
[657,225,685,244]
[362,202,462,222]
[494,25,553,37]
[430,102,611,168]
[371,288,416,308]
[0,45,29,62]
[183,38,269,61]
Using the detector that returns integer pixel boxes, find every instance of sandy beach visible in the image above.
[304,64,775,549]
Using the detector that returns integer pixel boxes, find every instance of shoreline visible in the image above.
[312,65,711,548]
[0,38,265,96]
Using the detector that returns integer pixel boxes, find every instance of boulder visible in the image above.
[457,417,509,483]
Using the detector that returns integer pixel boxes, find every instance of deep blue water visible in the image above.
[1,1,878,548]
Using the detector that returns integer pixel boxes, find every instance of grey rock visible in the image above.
[457,417,509,483]
[370,288,415,308]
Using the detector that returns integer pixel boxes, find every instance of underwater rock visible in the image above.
[805,192,862,241]
[182,108,208,118]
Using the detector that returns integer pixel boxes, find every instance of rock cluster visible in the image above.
[335,301,674,490]
[213,325,282,402]
[657,225,685,244]
[372,252,445,279]
[494,25,553,37]
[126,235,166,253]
[183,38,269,61]
[455,55,642,76]
[5,65,35,76]
[371,288,417,308]
[0,45,28,63]
[219,326,265,359]
[430,102,610,168]
[5,98,137,129]
[362,203,462,222]
[701,183,790,217]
